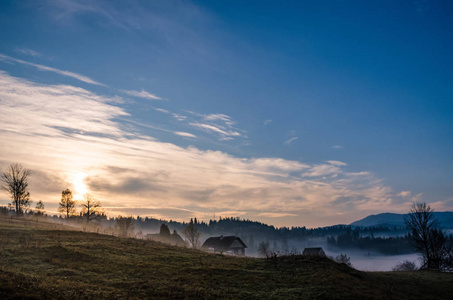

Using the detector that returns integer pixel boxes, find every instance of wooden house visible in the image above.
[202,235,247,256]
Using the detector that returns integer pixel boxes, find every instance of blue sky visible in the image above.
[0,0,452,227]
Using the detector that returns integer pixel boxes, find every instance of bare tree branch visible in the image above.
[1,163,31,214]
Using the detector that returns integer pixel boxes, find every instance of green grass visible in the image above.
[1,217,452,299]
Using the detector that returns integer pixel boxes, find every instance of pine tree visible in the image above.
[58,189,75,218]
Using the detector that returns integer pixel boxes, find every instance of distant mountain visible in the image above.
[350,212,453,228]
[350,213,404,227]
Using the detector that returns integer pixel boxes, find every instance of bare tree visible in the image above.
[183,218,200,249]
[81,193,102,222]
[58,189,75,218]
[404,202,447,270]
[35,200,45,216]
[257,241,270,258]
[115,216,135,237]
[0,163,32,214]
[392,260,417,271]
[335,254,353,267]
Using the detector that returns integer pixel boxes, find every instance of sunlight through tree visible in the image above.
[58,189,75,219]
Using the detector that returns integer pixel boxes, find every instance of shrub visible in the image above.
[335,253,353,267]
[392,260,417,271]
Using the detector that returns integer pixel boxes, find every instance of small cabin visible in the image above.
[302,247,326,257]
[202,236,247,256]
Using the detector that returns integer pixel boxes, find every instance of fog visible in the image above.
[325,250,419,271]
[283,237,420,272]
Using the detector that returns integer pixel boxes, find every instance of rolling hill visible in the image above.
[1,216,453,299]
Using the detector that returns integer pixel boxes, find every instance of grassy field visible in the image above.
[1,217,452,299]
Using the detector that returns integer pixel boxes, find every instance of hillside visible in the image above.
[350,212,453,228]
[1,217,453,299]
[350,213,405,227]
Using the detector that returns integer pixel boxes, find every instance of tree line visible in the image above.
[0,163,103,221]
[0,163,202,249]
[57,188,103,221]
[327,230,414,255]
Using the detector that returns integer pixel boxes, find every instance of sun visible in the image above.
[72,173,88,200]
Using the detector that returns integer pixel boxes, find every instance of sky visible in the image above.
[0,0,452,228]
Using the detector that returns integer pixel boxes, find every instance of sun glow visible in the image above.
[72,173,88,200]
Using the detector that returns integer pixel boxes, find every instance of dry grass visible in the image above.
[1,217,452,299]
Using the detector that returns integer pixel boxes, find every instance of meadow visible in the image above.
[1,216,452,299]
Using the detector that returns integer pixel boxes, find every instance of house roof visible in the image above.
[302,247,326,256]
[202,236,247,251]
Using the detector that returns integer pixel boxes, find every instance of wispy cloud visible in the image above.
[153,107,170,113]
[203,114,235,126]
[0,53,104,86]
[302,162,343,178]
[153,107,186,121]
[258,212,298,218]
[15,48,42,57]
[172,113,186,121]
[263,119,272,126]
[152,107,243,141]
[397,191,411,198]
[250,158,309,173]
[0,71,415,226]
[189,122,241,139]
[45,0,216,63]
[185,111,245,141]
[120,89,162,100]
[327,160,347,167]
[284,137,298,145]
[332,145,343,149]
[174,131,196,138]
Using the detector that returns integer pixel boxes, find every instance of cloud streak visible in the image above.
[174,131,196,138]
[120,89,163,100]
[284,137,298,145]
[0,53,104,86]
[15,48,42,57]
[184,111,245,141]
[189,122,241,139]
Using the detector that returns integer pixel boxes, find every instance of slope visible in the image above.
[1,217,452,299]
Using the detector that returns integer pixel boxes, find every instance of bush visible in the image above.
[257,241,270,258]
[392,260,417,271]
[335,254,353,267]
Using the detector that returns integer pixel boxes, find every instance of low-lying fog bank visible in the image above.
[325,250,419,271]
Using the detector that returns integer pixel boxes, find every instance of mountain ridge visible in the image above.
[350,211,453,228]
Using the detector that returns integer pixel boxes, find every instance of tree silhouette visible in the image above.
[183,218,200,249]
[81,193,102,222]
[257,241,270,258]
[0,163,31,214]
[35,200,45,216]
[392,260,417,271]
[160,223,171,237]
[115,216,134,237]
[58,189,75,218]
[405,202,447,270]
[335,254,353,267]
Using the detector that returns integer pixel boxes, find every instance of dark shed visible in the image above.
[202,236,247,256]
